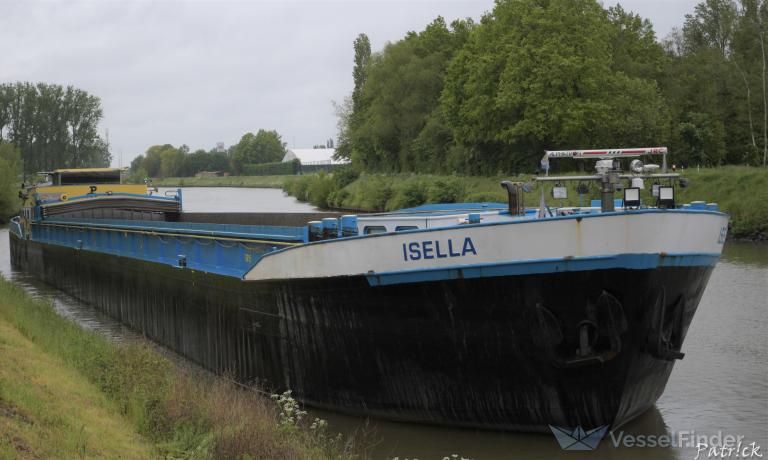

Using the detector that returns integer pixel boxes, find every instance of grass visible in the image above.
[147,175,292,188]
[0,276,360,459]
[0,318,154,459]
[282,166,768,240]
[675,166,768,239]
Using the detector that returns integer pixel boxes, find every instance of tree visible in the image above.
[607,5,669,81]
[0,82,110,176]
[733,0,768,165]
[345,17,473,172]
[683,0,738,56]
[136,144,185,178]
[230,129,286,174]
[665,0,763,165]
[336,34,372,162]
[180,148,229,176]
[441,0,667,174]
[0,143,22,221]
[352,34,372,121]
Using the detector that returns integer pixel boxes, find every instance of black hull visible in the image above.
[9,234,713,432]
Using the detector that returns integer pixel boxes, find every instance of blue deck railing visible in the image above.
[9,217,24,239]
[43,217,308,242]
[30,217,308,278]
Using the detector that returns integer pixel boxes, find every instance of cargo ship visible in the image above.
[8,149,729,432]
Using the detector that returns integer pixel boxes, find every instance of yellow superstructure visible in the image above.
[21,168,147,207]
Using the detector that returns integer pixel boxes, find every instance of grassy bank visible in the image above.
[0,276,357,459]
[0,316,154,458]
[283,166,768,240]
[148,175,291,188]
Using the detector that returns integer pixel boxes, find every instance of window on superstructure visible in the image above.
[363,226,387,235]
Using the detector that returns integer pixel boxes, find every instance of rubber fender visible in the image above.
[587,290,628,337]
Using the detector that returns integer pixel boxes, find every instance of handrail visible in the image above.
[9,216,24,239]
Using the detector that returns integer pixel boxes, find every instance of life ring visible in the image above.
[60,193,69,201]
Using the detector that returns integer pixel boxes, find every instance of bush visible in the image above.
[427,177,466,203]
[332,166,360,188]
[388,178,429,209]
[283,175,316,202]
[306,173,338,209]
[353,175,393,211]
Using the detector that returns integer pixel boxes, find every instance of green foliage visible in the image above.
[331,166,359,188]
[427,177,466,203]
[0,82,110,175]
[442,0,668,174]
[0,276,360,459]
[660,0,762,166]
[607,5,668,81]
[283,175,316,202]
[130,144,231,179]
[337,34,373,162]
[0,143,21,222]
[244,159,300,176]
[306,173,337,209]
[182,148,229,176]
[675,166,768,238]
[351,34,372,121]
[231,129,287,174]
[387,177,430,209]
[339,0,768,174]
[284,173,509,211]
[349,17,473,173]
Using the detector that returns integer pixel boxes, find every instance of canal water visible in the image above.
[1,187,766,460]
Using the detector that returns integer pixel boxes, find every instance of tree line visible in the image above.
[336,0,768,175]
[129,129,287,179]
[0,82,111,177]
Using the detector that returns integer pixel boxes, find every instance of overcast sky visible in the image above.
[1,0,698,166]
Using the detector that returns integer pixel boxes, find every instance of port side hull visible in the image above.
[9,233,714,432]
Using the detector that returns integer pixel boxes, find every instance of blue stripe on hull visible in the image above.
[365,253,722,286]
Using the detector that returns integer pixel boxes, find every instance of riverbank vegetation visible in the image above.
[127,129,292,181]
[150,174,292,188]
[0,276,359,459]
[0,144,21,222]
[283,166,768,239]
[336,0,768,173]
[0,312,154,458]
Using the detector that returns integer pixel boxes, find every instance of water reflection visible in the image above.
[720,241,768,268]
[313,405,678,460]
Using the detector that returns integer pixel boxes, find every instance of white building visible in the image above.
[281,148,348,166]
